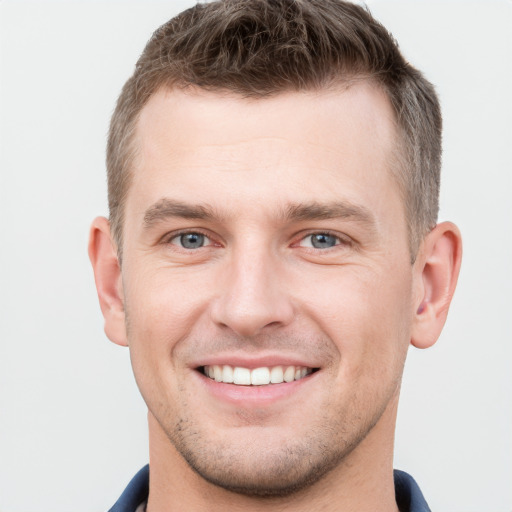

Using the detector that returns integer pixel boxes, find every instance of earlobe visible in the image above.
[88,217,128,347]
[411,221,462,349]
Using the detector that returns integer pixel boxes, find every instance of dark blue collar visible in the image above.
[108,465,149,512]
[109,465,430,512]
[394,469,431,512]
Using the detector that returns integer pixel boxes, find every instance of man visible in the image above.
[89,0,462,510]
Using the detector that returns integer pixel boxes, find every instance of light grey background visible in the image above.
[0,1,510,511]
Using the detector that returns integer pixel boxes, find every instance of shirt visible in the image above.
[108,465,431,512]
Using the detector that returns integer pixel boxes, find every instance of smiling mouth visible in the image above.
[200,365,319,386]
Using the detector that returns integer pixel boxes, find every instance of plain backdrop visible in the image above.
[0,1,511,511]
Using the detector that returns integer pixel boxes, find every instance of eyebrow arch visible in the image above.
[143,198,220,229]
[283,201,376,226]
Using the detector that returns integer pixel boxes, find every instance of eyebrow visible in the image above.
[143,198,219,229]
[282,201,375,226]
[143,198,376,230]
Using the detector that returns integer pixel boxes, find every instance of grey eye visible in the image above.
[178,233,206,249]
[309,233,338,249]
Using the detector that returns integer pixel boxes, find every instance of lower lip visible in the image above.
[195,371,318,406]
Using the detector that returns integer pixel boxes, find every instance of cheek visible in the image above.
[303,264,413,379]
[122,265,214,400]
[124,263,213,343]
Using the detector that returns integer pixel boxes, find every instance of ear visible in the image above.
[88,217,128,346]
[411,221,462,349]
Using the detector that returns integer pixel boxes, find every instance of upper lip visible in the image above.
[191,353,321,370]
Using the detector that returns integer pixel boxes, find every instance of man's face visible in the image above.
[120,84,415,494]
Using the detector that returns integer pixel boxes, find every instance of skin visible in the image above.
[89,84,462,511]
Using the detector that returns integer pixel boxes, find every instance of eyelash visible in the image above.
[163,230,216,249]
[162,229,351,251]
[295,231,352,250]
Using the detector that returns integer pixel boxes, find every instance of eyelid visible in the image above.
[159,228,352,250]
[162,229,218,247]
[295,230,352,249]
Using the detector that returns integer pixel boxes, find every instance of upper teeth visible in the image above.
[203,365,312,386]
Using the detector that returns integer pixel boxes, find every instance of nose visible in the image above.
[210,247,295,338]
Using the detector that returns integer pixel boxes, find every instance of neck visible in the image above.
[146,397,400,512]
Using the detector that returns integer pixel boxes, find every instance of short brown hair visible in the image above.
[107,0,442,260]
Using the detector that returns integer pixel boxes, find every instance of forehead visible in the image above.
[129,84,402,224]
[136,83,397,158]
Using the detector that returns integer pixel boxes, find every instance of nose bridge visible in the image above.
[211,239,294,337]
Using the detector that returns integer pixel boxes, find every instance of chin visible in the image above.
[181,442,344,497]
[163,418,369,497]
